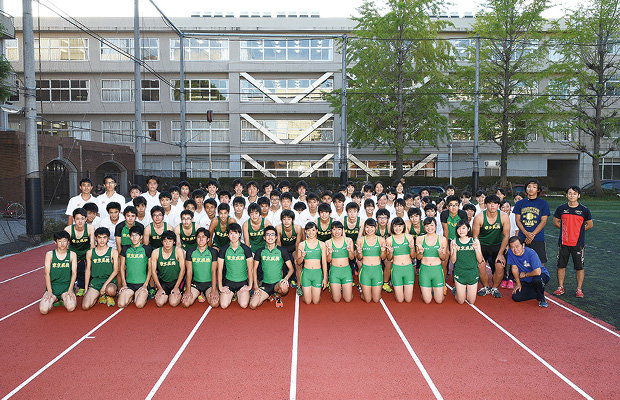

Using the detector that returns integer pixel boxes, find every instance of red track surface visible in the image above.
[0,246,618,399]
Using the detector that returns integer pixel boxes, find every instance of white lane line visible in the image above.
[445,285,594,400]
[592,218,620,225]
[380,299,443,400]
[0,300,39,323]
[289,294,300,400]
[0,267,44,285]
[1,308,123,400]
[0,242,52,261]
[145,306,212,400]
[544,296,620,338]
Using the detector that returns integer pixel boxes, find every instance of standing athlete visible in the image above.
[65,208,94,296]
[513,179,551,266]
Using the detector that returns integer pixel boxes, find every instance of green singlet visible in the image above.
[258,246,285,284]
[454,237,479,285]
[189,247,215,283]
[120,223,133,247]
[124,245,149,285]
[180,222,197,251]
[157,247,181,283]
[50,250,72,297]
[89,247,115,291]
[344,217,360,243]
[409,223,425,239]
[331,238,349,259]
[445,213,463,241]
[376,225,389,239]
[391,236,411,257]
[224,244,250,281]
[422,235,441,258]
[70,224,90,261]
[280,223,297,254]
[304,241,322,260]
[478,211,503,246]
[316,218,333,242]
[248,218,266,253]
[149,222,168,249]
[212,217,230,249]
[362,236,381,257]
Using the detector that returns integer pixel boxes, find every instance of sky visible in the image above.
[4,0,580,20]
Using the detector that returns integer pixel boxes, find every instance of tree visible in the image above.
[547,0,620,196]
[453,0,552,187]
[330,0,453,179]
[0,27,13,101]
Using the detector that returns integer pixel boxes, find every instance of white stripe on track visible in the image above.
[592,218,620,225]
[145,306,212,400]
[0,267,44,285]
[0,300,38,323]
[1,308,123,400]
[544,296,620,338]
[380,299,443,400]
[289,294,300,400]
[445,285,594,400]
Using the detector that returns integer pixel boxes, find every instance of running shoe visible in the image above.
[575,289,584,298]
[357,284,362,293]
[232,293,237,302]
[506,280,514,289]
[500,280,508,289]
[53,300,62,307]
[197,294,206,303]
[553,286,565,296]
[148,288,157,300]
[477,287,491,296]
[291,280,297,288]
[268,295,275,302]
[275,296,283,308]
[491,288,502,298]
[76,288,85,297]
[382,282,393,293]
[106,296,115,307]
[99,294,107,304]
[539,299,548,308]
[296,286,303,297]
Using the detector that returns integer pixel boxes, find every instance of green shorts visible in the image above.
[454,266,479,286]
[419,263,444,288]
[89,277,117,292]
[391,264,414,287]
[359,264,382,287]
[301,267,323,288]
[329,265,353,285]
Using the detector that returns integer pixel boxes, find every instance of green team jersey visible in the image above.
[247,218,266,253]
[50,250,72,296]
[330,239,349,259]
[149,222,168,249]
[121,244,152,285]
[375,225,389,239]
[219,243,253,282]
[317,218,333,242]
[256,245,289,284]
[454,237,477,269]
[212,217,231,249]
[187,246,218,283]
[69,224,90,261]
[280,223,297,254]
[156,247,181,283]
[180,222,197,251]
[344,217,360,243]
[392,236,411,256]
[409,223,425,239]
[478,211,503,246]
[90,247,115,290]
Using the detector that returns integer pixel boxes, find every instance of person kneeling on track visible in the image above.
[217,223,254,309]
[356,218,387,303]
[385,217,416,303]
[82,227,119,309]
[296,222,328,305]
[182,228,220,308]
[40,231,78,314]
[416,218,448,304]
[250,226,294,309]
[450,220,484,305]
[326,221,355,303]
[151,231,185,308]
[117,226,152,309]
[507,236,551,308]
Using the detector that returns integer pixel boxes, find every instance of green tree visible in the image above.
[547,0,620,196]
[0,29,13,101]
[453,0,552,187]
[330,0,453,179]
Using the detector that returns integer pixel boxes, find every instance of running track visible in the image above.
[0,245,618,399]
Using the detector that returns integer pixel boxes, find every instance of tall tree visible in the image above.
[547,0,620,196]
[454,0,551,187]
[330,0,453,179]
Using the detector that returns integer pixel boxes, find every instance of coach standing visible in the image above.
[507,236,551,308]
[513,179,550,265]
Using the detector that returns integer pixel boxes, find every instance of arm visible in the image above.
[243,222,250,246]
[102,249,120,291]
[144,225,151,246]
[449,240,457,265]
[175,226,182,248]
[325,239,333,263]
[276,225,283,246]
[497,213,511,263]
[385,236,393,262]
[210,260,218,289]
[415,236,424,261]
[553,217,561,229]
[295,225,303,248]
[283,259,294,281]
[320,241,328,289]
[511,265,522,293]
[473,239,484,264]
[471,214,482,238]
[84,250,92,292]
[88,226,95,249]
[438,236,448,262]
[442,222,449,242]
[44,251,53,294]
[173,248,186,291]
[295,241,306,265]
[67,215,74,226]
[356,238,364,261]
[246,256,254,289]
[185,260,193,292]
[346,238,355,260]
[115,236,122,253]
[150,254,163,291]
[208,219,217,247]
[519,267,542,279]
[68,252,78,294]
[217,258,225,292]
[529,216,548,238]
[119,255,127,288]
[379,237,387,261]
[252,258,260,291]
[585,219,593,231]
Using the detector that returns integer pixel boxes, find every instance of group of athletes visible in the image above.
[40,175,593,314]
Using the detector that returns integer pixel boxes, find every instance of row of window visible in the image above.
[3,38,334,62]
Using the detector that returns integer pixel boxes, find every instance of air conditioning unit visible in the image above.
[484,160,500,168]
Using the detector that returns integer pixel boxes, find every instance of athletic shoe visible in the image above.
[451,287,456,296]
[576,289,584,298]
[99,294,107,304]
[268,295,275,302]
[76,288,85,297]
[106,296,115,307]
[553,286,564,295]
[53,300,62,307]
[275,296,283,308]
[291,280,297,288]
[478,287,491,296]
[491,288,502,298]
[148,288,157,300]
[197,294,206,303]
[506,280,514,289]
[539,299,548,308]
[382,282,393,293]
[232,294,237,302]
[500,280,508,289]
[296,286,303,297]
[357,284,362,293]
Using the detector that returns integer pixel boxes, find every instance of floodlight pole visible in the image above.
[133,0,144,189]
[472,34,480,195]
[340,34,348,185]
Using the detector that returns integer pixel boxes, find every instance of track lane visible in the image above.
[0,245,52,281]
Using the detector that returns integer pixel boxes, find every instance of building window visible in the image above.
[606,75,619,96]
[35,38,88,61]
[241,119,334,143]
[101,79,160,102]
[240,39,333,61]
[602,158,620,180]
[170,79,228,101]
[173,159,230,178]
[100,38,160,61]
[36,79,89,102]
[4,39,18,61]
[547,121,572,142]
[102,120,160,143]
[8,80,20,102]
[37,120,91,140]
[348,160,434,178]
[143,121,160,142]
[242,160,334,178]
[450,38,473,60]
[240,78,333,102]
[170,38,229,61]
[171,120,229,142]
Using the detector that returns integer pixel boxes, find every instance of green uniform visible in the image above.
[180,222,197,251]
[454,237,479,285]
[89,247,115,291]
[375,225,389,239]
[344,217,360,251]
[280,224,297,255]
[301,241,323,288]
[187,246,217,283]
[328,239,353,285]
[149,222,168,249]
[122,245,152,285]
[409,224,425,239]
[120,223,132,247]
[360,237,382,287]
[50,250,72,297]
[478,211,503,246]
[419,236,444,288]
[212,217,230,249]
[156,247,181,283]
[219,243,253,282]
[390,236,414,287]
[69,224,90,261]
[316,218,333,242]
[256,246,288,284]
[247,218,266,253]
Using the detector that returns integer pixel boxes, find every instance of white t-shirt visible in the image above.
[136,214,152,227]
[99,215,124,249]
[65,193,96,217]
[298,209,319,227]
[268,209,282,227]
[199,214,212,230]
[508,211,518,237]
[96,192,127,220]
[331,209,347,221]
[233,212,249,230]
[163,210,179,228]
[88,216,102,230]
[142,191,161,213]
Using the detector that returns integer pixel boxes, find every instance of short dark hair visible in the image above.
[206,179,219,189]
[422,217,436,226]
[161,230,177,242]
[94,227,110,237]
[217,203,230,213]
[446,184,455,190]
[83,202,98,213]
[352,190,362,199]
[485,194,501,205]
[331,220,344,230]
[293,202,306,212]
[184,199,197,209]
[133,196,147,207]
[278,180,291,190]
[54,230,71,241]
[376,208,391,219]
[424,203,437,212]
[159,191,172,200]
[196,227,210,239]
[321,190,333,199]
[227,223,242,234]
[296,180,308,190]
[204,198,217,208]
[307,192,319,202]
[150,205,164,216]
[79,178,93,186]
[304,221,317,231]
[408,207,422,218]
[218,190,231,200]
[508,235,523,245]
[180,209,194,219]
[281,209,296,221]
[262,180,274,190]
[232,178,244,188]
[123,206,138,216]
[257,196,270,206]
[263,225,277,236]
[270,190,281,198]
[232,196,246,206]
[318,203,332,214]
[280,192,293,201]
[247,180,259,189]
[524,179,542,193]
[129,225,144,236]
[395,198,406,207]
[106,202,121,212]
[446,195,460,205]
[248,203,261,214]
[363,184,373,192]
[566,185,581,194]
[346,202,360,211]
[463,203,477,212]
[476,190,487,197]
[169,185,180,194]
[179,180,191,190]
[72,207,87,218]
[455,219,471,236]
[390,217,405,234]
[364,199,375,208]
[461,191,471,198]
[103,175,117,183]
[192,189,206,199]
[496,188,506,196]
[333,193,346,203]
[146,175,159,184]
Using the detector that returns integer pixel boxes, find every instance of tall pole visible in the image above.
[0,0,6,130]
[23,0,43,239]
[133,0,144,189]
[340,34,348,185]
[472,34,480,195]
[209,122,213,179]
[179,33,187,180]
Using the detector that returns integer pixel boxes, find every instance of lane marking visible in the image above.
[145,306,212,400]
[0,267,44,285]
[2,308,123,400]
[380,299,443,400]
[546,233,615,255]
[592,218,620,225]
[0,300,39,323]
[544,296,620,338]
[446,285,594,400]
[289,294,300,400]
[0,242,52,261]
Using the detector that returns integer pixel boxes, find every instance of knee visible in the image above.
[155,299,166,308]
[65,303,76,312]
[312,298,320,305]
[39,304,49,315]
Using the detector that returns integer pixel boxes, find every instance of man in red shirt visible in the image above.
[552,186,593,298]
